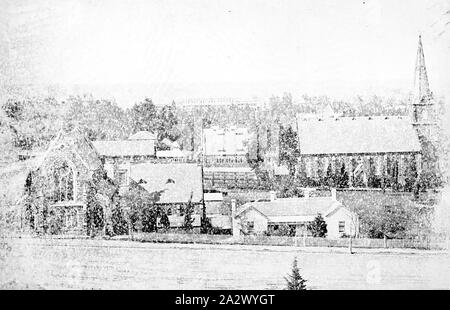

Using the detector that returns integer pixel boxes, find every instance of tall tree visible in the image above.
[183,192,195,232]
[279,125,300,175]
[157,101,180,142]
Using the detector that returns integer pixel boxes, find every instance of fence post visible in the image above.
[383,235,387,249]
[349,236,353,254]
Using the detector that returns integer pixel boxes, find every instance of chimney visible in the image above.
[331,188,337,201]
[231,199,239,237]
[269,191,276,202]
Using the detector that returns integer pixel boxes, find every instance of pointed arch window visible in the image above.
[51,161,74,202]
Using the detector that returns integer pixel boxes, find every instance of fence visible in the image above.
[118,233,448,250]
[235,235,445,250]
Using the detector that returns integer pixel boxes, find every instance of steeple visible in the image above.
[411,35,435,127]
[413,35,432,103]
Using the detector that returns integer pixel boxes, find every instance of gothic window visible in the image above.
[52,161,74,202]
[66,209,78,229]
[117,170,128,186]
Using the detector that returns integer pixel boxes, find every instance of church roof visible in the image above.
[128,131,157,140]
[297,116,421,155]
[38,129,102,171]
[130,163,203,204]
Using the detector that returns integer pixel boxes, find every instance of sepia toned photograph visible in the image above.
[0,0,449,292]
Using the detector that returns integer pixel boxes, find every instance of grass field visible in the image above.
[0,238,448,289]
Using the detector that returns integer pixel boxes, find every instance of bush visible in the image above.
[47,209,64,235]
[111,205,128,235]
[307,214,327,237]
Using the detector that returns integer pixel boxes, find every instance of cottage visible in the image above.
[234,190,358,238]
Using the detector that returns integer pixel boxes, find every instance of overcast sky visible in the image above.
[2,0,450,106]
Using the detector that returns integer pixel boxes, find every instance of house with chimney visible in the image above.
[233,189,358,238]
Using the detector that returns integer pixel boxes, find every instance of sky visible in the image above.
[2,0,450,106]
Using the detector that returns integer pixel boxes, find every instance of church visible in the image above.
[291,35,440,191]
[21,129,205,235]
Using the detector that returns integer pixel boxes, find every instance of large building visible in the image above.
[291,36,439,190]
[295,115,422,189]
[201,126,257,190]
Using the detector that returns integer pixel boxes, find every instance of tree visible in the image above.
[86,169,106,237]
[325,163,335,187]
[183,192,195,232]
[129,98,158,133]
[279,125,300,176]
[111,203,129,235]
[285,257,307,290]
[157,102,180,142]
[119,186,162,233]
[307,214,327,237]
[336,163,349,188]
[160,212,171,230]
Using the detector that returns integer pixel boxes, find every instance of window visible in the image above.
[338,221,345,233]
[117,170,128,186]
[52,161,74,202]
[247,221,254,233]
[66,209,78,229]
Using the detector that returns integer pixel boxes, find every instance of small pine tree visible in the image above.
[307,213,327,237]
[183,192,195,232]
[285,257,307,290]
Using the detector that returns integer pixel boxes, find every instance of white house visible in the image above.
[233,189,358,238]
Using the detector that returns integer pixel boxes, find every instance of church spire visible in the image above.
[413,35,432,102]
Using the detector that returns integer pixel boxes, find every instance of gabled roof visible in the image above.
[38,129,102,171]
[92,140,156,157]
[236,197,344,223]
[128,131,157,140]
[130,163,203,204]
[297,116,421,155]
